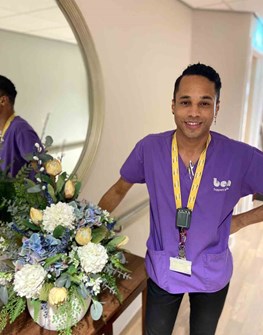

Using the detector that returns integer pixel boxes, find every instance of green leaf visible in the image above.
[47,184,57,202]
[67,265,77,275]
[23,220,41,231]
[53,225,66,239]
[74,181,81,197]
[90,300,103,321]
[91,226,108,244]
[39,174,53,184]
[30,299,41,321]
[44,254,63,268]
[39,283,54,301]
[56,172,67,193]
[38,153,53,163]
[107,236,126,248]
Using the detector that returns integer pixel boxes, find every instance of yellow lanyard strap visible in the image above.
[0,114,16,140]
[171,133,211,211]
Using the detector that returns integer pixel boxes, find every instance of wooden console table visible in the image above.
[2,253,147,335]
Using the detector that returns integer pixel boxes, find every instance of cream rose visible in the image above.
[75,227,92,246]
[48,287,68,306]
[45,159,62,176]
[30,207,43,224]
[64,180,75,199]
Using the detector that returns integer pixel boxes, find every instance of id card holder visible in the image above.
[176,207,192,229]
[170,257,192,275]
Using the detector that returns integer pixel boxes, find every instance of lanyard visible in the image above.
[172,132,211,210]
[0,114,16,143]
[171,132,211,258]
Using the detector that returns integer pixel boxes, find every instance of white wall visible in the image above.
[191,10,253,140]
[0,29,88,173]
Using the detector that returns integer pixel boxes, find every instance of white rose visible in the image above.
[14,264,47,299]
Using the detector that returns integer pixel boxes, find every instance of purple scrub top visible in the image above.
[0,116,41,176]
[120,130,263,293]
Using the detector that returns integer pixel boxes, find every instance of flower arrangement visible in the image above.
[0,136,130,335]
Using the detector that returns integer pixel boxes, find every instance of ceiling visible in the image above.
[0,0,262,45]
[180,0,263,21]
[0,0,76,44]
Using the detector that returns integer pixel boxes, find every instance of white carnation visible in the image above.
[42,202,75,233]
[14,264,47,299]
[77,242,108,274]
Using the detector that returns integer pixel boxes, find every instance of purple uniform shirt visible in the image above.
[120,130,263,293]
[0,116,41,176]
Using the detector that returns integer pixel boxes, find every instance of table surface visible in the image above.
[2,253,147,335]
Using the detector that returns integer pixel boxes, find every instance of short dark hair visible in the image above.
[173,63,222,102]
[0,75,17,104]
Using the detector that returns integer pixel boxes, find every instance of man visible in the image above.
[0,75,41,176]
[98,63,263,335]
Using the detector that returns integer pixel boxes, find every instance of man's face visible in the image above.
[172,75,219,141]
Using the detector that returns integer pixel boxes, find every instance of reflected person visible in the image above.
[0,75,41,176]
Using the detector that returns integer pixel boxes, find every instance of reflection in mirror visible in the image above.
[0,0,89,175]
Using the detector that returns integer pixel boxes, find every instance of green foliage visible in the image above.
[39,283,54,301]
[91,226,109,244]
[0,289,26,331]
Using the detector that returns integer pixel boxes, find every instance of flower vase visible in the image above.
[27,296,91,331]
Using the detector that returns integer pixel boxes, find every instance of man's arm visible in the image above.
[98,177,134,212]
[231,204,263,234]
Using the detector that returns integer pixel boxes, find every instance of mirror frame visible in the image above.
[56,0,104,185]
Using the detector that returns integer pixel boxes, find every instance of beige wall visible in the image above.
[74,1,192,332]
[191,10,253,140]
[73,1,256,333]
[77,0,192,231]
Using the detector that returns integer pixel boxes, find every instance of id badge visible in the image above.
[170,257,192,275]
[176,207,192,229]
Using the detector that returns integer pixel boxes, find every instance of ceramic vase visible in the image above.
[27,296,91,331]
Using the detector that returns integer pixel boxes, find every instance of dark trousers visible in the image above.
[145,278,229,335]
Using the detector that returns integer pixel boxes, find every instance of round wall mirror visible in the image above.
[0,0,104,182]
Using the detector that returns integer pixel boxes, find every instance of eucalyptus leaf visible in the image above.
[65,278,71,289]
[44,136,53,148]
[77,283,89,299]
[0,286,8,304]
[24,178,37,187]
[56,275,68,288]
[90,300,103,321]
[27,184,42,193]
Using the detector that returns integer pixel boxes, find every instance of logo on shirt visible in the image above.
[213,177,231,192]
